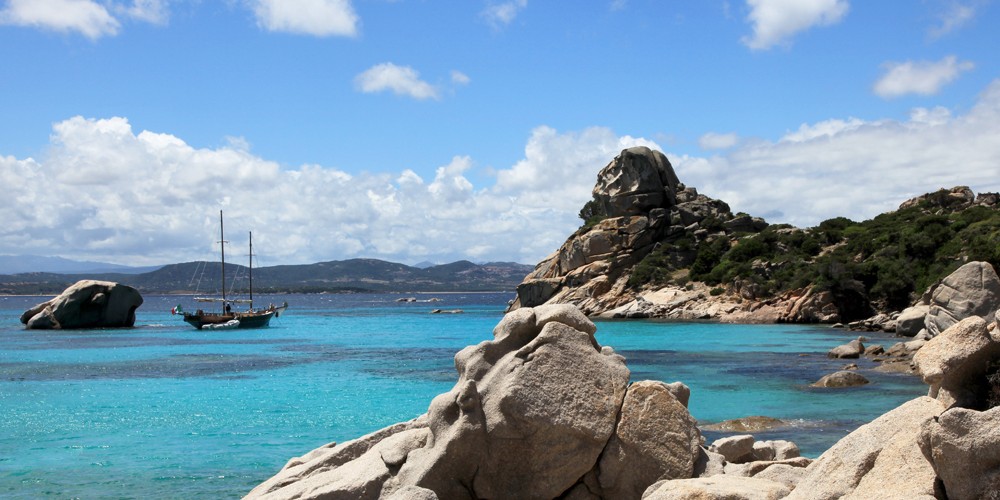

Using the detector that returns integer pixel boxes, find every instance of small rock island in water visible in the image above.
[20,280,143,329]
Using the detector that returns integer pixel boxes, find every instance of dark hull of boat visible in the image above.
[183,310,275,330]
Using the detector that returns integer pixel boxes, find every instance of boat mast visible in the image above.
[249,230,254,311]
[219,210,226,307]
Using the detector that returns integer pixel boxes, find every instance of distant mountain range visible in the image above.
[0,255,162,275]
[0,257,534,295]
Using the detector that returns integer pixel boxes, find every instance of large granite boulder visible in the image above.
[709,435,755,463]
[597,380,702,499]
[592,146,679,217]
[642,475,790,500]
[896,304,930,337]
[784,396,944,500]
[247,305,634,499]
[925,261,1000,337]
[913,315,1000,408]
[20,280,142,329]
[919,406,1000,500]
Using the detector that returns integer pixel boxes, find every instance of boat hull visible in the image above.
[183,310,274,330]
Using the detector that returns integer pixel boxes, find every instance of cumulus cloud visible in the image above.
[355,63,440,100]
[482,0,527,29]
[0,117,656,266]
[873,56,975,98]
[699,132,739,150]
[5,81,1000,268]
[251,0,358,37]
[741,0,849,50]
[0,0,174,37]
[674,79,1000,229]
[0,0,121,39]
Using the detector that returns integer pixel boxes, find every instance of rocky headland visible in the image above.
[508,147,1000,333]
[247,297,1000,499]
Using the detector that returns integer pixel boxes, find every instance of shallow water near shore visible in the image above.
[0,293,924,498]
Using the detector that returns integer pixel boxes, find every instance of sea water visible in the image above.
[0,293,925,498]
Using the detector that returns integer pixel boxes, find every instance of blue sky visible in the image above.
[1,0,999,267]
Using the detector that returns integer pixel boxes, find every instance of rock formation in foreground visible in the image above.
[246,297,1000,499]
[20,280,143,329]
[247,305,722,499]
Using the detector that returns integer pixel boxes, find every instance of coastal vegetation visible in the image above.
[624,187,1000,313]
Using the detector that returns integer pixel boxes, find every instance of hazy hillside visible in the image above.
[0,259,533,295]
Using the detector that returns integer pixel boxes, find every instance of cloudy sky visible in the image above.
[1,0,998,267]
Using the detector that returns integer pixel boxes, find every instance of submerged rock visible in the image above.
[811,371,870,388]
[20,280,142,329]
[701,416,785,433]
[827,338,865,359]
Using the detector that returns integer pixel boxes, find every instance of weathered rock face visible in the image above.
[896,304,930,337]
[20,280,143,329]
[247,305,715,500]
[592,147,679,217]
[597,381,702,499]
[784,396,944,500]
[642,475,791,500]
[913,315,1000,408]
[919,406,1000,500]
[510,147,758,316]
[925,261,1000,337]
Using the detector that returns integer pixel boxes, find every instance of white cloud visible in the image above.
[482,0,527,29]
[929,1,977,38]
[119,0,168,24]
[251,0,358,37]
[741,0,849,50]
[451,70,471,85]
[699,132,739,150]
[0,0,120,39]
[0,117,656,266]
[781,117,867,142]
[873,56,975,98]
[672,79,1000,229]
[6,81,1000,268]
[355,63,440,100]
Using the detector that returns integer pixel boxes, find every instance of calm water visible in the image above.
[0,293,925,499]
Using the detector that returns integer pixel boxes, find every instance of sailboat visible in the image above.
[180,211,287,330]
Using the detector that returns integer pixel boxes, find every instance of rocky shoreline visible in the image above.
[244,148,1000,498]
[246,290,1000,499]
[506,147,999,334]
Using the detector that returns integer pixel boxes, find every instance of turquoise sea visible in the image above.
[0,293,925,499]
